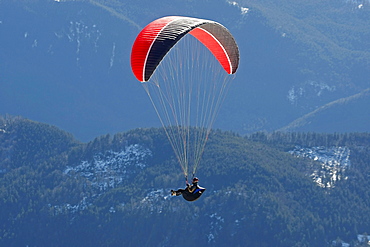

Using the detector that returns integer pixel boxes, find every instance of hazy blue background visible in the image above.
[1,0,369,141]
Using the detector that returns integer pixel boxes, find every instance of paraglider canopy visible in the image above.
[131,16,239,82]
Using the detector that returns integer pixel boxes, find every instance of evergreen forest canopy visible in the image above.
[0,115,370,246]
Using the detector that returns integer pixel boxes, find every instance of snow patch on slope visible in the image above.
[140,189,172,214]
[344,0,370,10]
[289,146,351,188]
[208,212,225,243]
[287,81,336,105]
[53,21,101,64]
[227,1,249,15]
[65,144,151,191]
[51,144,151,215]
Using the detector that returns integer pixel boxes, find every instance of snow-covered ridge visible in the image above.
[289,146,351,188]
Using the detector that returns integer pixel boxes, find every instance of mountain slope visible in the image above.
[279,87,370,132]
[0,0,369,141]
[1,116,370,246]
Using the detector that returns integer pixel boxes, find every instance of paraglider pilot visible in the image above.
[171,177,206,201]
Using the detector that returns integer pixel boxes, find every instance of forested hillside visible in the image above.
[1,116,369,246]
